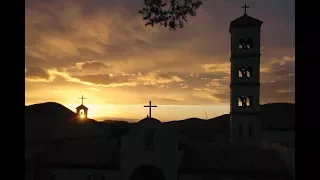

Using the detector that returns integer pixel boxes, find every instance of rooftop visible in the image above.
[76,104,88,110]
[229,14,263,33]
[137,117,162,125]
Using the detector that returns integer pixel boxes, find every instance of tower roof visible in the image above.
[76,104,88,110]
[229,14,263,33]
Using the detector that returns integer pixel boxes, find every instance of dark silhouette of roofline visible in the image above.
[137,117,161,124]
[229,14,263,33]
[76,104,88,110]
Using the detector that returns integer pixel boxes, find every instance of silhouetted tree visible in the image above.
[138,0,203,30]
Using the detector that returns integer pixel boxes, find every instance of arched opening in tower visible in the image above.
[238,96,252,107]
[79,109,85,119]
[238,37,253,49]
[238,67,252,78]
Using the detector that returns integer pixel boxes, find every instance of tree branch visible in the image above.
[138,0,203,30]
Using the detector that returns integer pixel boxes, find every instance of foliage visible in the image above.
[138,0,203,30]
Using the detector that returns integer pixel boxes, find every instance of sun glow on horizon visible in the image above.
[66,103,120,119]
[26,99,230,121]
[64,103,229,122]
[79,109,85,119]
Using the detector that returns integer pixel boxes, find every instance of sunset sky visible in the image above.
[25,0,295,121]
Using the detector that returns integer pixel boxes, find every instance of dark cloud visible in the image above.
[260,78,295,104]
[270,59,294,77]
[105,44,129,54]
[80,61,109,70]
[25,54,46,67]
[25,66,51,80]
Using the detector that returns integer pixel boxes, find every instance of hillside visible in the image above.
[163,103,295,142]
[25,102,108,145]
[165,103,295,128]
[103,103,295,142]
[25,102,294,145]
[25,102,75,120]
[260,103,295,130]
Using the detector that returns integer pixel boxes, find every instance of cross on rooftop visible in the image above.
[144,101,157,118]
[241,3,250,15]
[79,95,86,105]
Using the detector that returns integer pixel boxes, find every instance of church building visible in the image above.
[76,95,89,119]
[229,4,262,147]
[27,6,293,180]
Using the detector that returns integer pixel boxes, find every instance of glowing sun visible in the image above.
[80,113,85,119]
[79,109,85,119]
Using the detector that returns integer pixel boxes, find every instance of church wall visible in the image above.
[49,169,120,180]
[230,114,261,144]
[121,129,181,165]
[121,128,180,152]
[121,128,182,180]
[261,130,295,146]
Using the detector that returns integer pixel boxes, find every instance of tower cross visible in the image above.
[144,101,157,118]
[79,95,86,105]
[241,3,250,15]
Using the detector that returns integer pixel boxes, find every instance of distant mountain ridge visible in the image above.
[98,117,139,122]
[162,103,295,142]
[164,103,295,129]
[101,103,295,130]
[25,102,294,144]
[103,103,295,142]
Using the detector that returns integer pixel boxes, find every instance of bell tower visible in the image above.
[76,95,88,119]
[229,4,263,146]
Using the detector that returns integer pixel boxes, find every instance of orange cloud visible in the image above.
[25,0,295,107]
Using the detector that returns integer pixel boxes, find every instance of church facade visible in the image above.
[34,118,292,180]
[27,8,293,180]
